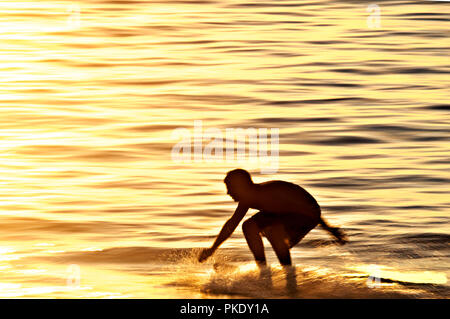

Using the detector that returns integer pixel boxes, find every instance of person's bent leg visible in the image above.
[242,219,266,267]
[264,224,292,266]
[264,224,298,293]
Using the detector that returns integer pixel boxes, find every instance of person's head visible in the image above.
[224,169,254,202]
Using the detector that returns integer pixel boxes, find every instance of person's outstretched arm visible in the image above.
[198,203,248,262]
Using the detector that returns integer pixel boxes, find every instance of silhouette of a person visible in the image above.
[198,169,347,267]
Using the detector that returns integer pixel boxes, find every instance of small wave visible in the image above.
[265,97,374,106]
[298,239,336,248]
[425,104,450,111]
[174,263,443,298]
[28,245,449,298]
[315,135,382,145]
[248,117,341,126]
[394,233,450,247]
[360,124,442,134]
[331,66,450,75]
[392,67,450,75]
[0,217,145,240]
[125,124,185,132]
[308,174,450,190]
[350,233,450,261]
[41,247,196,264]
[36,247,244,265]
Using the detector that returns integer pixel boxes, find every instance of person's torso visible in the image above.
[245,180,321,219]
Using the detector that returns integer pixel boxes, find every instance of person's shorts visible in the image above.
[248,211,319,248]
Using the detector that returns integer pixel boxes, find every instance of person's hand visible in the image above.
[198,247,214,262]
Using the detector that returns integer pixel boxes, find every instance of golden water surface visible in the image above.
[0,0,448,298]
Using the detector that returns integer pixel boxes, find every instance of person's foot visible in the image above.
[284,265,298,295]
[258,265,273,289]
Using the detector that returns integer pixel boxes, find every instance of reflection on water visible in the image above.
[0,0,448,298]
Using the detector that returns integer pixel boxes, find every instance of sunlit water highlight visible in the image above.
[0,0,448,298]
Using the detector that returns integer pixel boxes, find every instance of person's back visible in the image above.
[242,180,321,220]
[198,169,347,267]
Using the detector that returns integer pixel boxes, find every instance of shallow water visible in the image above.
[0,0,448,298]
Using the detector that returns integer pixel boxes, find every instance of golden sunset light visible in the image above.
[0,0,447,303]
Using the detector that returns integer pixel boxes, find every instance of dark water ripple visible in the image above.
[309,175,450,189]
